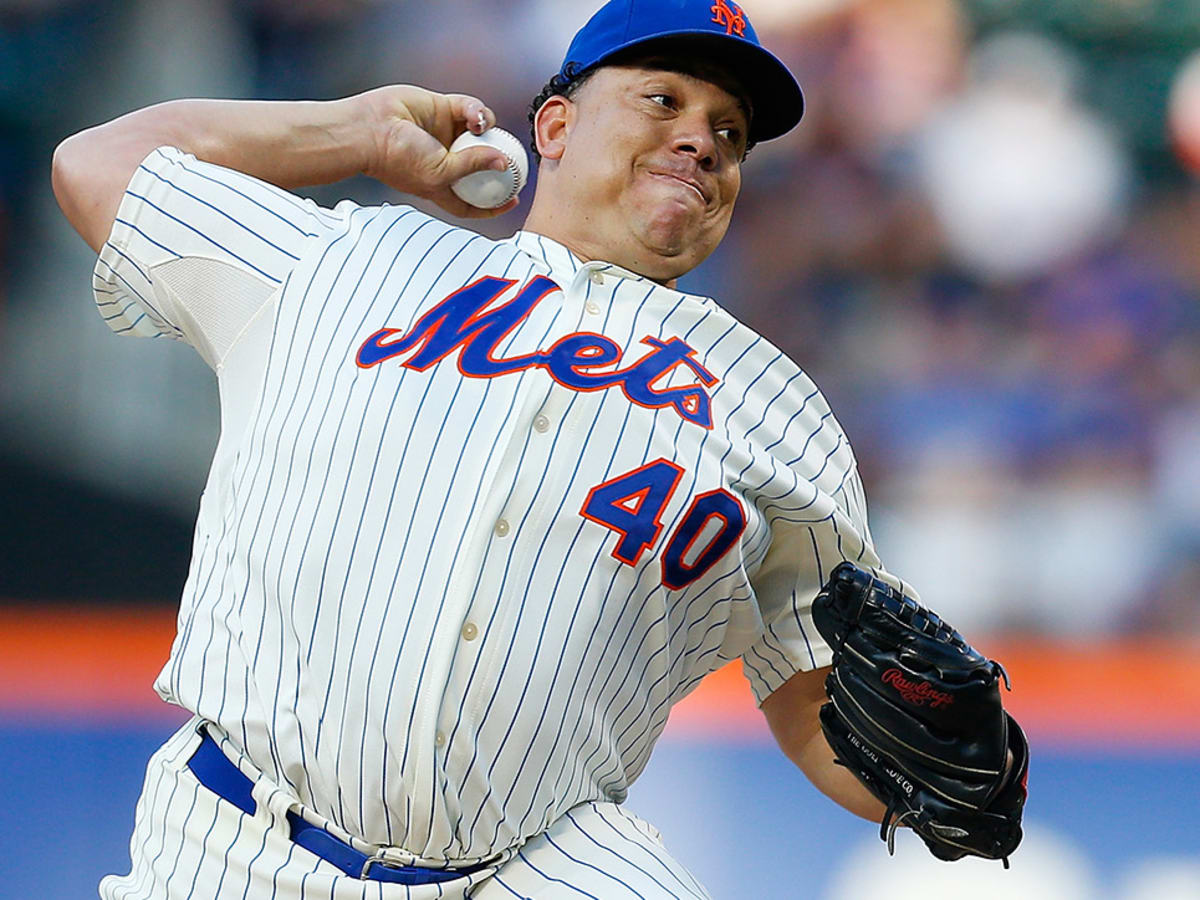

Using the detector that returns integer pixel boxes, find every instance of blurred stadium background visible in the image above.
[2,0,1199,897]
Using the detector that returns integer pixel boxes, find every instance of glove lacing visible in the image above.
[881,802,919,855]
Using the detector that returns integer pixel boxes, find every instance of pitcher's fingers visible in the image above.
[448,94,495,137]
[437,144,509,184]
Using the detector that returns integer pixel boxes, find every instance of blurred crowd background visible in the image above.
[3,0,1200,631]
[3,2,1200,898]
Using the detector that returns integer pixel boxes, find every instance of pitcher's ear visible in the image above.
[533,95,573,162]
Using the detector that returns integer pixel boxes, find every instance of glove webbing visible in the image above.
[839,576,1014,690]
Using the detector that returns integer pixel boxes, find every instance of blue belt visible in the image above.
[187,728,484,885]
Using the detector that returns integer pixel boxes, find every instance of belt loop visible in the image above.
[252,777,291,828]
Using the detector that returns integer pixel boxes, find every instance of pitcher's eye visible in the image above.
[716,125,746,155]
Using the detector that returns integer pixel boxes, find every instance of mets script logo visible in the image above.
[881,668,954,709]
[356,275,718,428]
[711,0,746,37]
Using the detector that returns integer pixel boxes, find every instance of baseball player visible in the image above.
[52,1,1024,897]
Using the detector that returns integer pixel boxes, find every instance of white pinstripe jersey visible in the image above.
[93,145,897,866]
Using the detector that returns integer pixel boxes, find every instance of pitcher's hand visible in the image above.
[361,85,519,218]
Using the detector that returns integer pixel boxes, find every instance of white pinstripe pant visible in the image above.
[100,719,712,900]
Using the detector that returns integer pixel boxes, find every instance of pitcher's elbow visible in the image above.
[51,130,106,252]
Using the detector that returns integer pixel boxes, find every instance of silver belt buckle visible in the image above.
[360,846,408,880]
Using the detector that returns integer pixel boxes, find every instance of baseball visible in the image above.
[449,127,528,209]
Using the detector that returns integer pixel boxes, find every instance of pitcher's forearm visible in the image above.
[51,94,378,252]
[53,86,511,252]
[760,666,888,823]
[168,97,375,187]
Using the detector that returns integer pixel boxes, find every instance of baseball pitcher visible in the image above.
[52,1,1027,897]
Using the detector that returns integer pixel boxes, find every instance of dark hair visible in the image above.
[527,45,756,164]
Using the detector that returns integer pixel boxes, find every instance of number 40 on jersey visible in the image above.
[580,459,746,590]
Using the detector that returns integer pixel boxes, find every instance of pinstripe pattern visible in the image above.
[93,146,896,895]
[100,720,707,899]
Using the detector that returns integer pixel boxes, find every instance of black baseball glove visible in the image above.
[811,562,1029,865]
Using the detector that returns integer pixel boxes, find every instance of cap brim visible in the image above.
[577,31,804,143]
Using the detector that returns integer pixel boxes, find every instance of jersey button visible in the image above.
[461,622,479,641]
[435,731,446,747]
[589,270,605,285]
[533,414,550,433]
[494,518,510,537]
[585,301,601,315]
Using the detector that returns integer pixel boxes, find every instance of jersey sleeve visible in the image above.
[738,365,915,704]
[92,145,353,368]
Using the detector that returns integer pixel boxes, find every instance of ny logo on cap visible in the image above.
[710,0,746,37]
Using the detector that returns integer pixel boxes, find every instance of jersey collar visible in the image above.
[509,230,655,287]
[509,230,584,277]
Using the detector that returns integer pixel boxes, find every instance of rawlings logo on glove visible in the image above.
[881,669,955,709]
[812,562,1029,866]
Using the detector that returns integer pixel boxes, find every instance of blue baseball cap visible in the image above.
[560,0,804,143]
